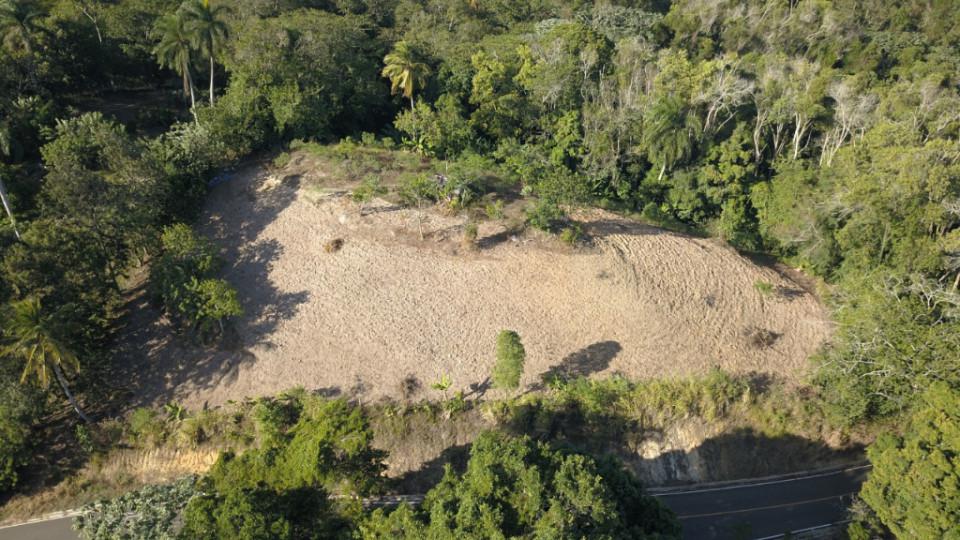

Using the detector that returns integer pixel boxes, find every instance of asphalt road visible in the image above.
[659,465,870,539]
[0,516,76,540]
[0,465,869,540]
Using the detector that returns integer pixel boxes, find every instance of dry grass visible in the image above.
[0,446,222,525]
[116,151,831,410]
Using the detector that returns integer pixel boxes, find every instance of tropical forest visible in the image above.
[0,0,958,538]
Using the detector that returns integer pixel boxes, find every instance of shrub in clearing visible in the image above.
[493,330,525,391]
[560,223,583,246]
[525,199,565,231]
[127,407,169,447]
[485,199,505,220]
[462,222,478,250]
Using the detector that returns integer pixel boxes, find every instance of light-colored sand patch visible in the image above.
[120,162,830,408]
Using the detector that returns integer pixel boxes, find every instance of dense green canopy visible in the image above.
[0,1,958,536]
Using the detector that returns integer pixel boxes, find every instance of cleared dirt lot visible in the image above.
[119,158,831,408]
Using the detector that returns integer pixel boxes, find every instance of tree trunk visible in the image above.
[417,200,424,240]
[52,362,91,423]
[209,55,215,106]
[0,177,21,241]
[78,3,102,44]
[658,163,666,182]
[186,65,198,123]
[181,72,190,103]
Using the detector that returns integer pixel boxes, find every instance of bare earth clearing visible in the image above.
[118,157,831,409]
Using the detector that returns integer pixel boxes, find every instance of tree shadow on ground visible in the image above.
[637,428,864,486]
[582,219,684,238]
[392,443,473,494]
[531,341,621,390]
[114,160,310,409]
[464,377,491,399]
[477,226,523,249]
[387,406,863,502]
[648,429,866,539]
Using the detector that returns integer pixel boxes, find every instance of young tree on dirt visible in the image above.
[182,0,230,106]
[1,297,91,423]
[182,278,242,340]
[397,174,438,240]
[352,175,387,216]
[493,330,525,391]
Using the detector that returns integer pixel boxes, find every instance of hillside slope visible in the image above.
[119,160,830,407]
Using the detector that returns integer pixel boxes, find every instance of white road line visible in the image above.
[0,512,79,530]
[652,465,871,496]
[753,519,851,540]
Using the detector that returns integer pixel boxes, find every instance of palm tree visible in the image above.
[154,12,197,111]
[382,41,431,112]
[182,0,230,106]
[2,298,91,423]
[643,95,702,181]
[0,0,42,54]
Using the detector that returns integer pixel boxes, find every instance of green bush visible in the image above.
[351,175,388,214]
[525,199,565,231]
[252,395,303,445]
[485,199,505,220]
[860,382,960,538]
[196,397,386,497]
[0,365,44,492]
[181,484,352,540]
[149,224,241,339]
[753,280,774,296]
[361,432,680,539]
[493,330,525,391]
[181,397,384,538]
[461,222,478,249]
[272,152,291,169]
[560,223,583,245]
[127,407,168,447]
[528,369,752,429]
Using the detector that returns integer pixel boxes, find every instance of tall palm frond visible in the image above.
[182,0,231,106]
[0,0,42,54]
[382,41,432,111]
[154,12,197,109]
[2,297,89,422]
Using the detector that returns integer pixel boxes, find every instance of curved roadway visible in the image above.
[0,465,869,540]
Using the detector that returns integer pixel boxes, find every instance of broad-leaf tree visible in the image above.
[860,382,960,538]
[361,431,681,538]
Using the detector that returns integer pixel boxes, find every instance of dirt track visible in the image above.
[119,160,831,408]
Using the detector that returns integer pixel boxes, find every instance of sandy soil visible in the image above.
[118,159,831,409]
